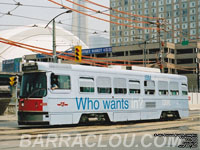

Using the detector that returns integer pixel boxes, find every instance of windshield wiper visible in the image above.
[27,88,46,99]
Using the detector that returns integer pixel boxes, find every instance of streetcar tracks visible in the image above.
[0,118,199,142]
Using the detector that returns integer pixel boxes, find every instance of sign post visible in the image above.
[9,76,18,117]
[15,76,18,117]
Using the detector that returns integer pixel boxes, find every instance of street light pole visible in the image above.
[52,19,57,63]
[45,10,72,63]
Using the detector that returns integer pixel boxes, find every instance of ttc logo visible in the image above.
[57,102,68,107]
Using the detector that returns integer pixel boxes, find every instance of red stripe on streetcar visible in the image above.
[19,99,43,111]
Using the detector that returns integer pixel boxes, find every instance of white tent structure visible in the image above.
[0,24,88,62]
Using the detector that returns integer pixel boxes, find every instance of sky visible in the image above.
[0,0,110,38]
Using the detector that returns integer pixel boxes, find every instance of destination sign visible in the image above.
[22,64,38,71]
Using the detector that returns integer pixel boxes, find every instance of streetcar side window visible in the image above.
[158,81,169,95]
[97,77,112,94]
[181,83,188,96]
[128,80,140,94]
[169,82,179,95]
[144,80,155,95]
[51,74,71,90]
[114,78,127,94]
[79,77,95,93]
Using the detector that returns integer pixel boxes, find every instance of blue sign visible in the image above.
[2,58,21,72]
[82,47,112,55]
[35,47,112,58]
[36,54,48,58]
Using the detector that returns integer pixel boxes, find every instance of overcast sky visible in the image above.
[0,0,110,38]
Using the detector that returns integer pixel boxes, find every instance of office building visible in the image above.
[110,0,200,46]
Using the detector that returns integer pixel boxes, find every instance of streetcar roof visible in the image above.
[23,62,187,81]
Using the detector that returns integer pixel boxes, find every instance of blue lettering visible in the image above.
[76,97,87,110]
[88,98,93,110]
[124,100,129,109]
[94,100,100,110]
[103,100,110,109]
[76,98,129,110]
[76,97,100,110]
[116,100,121,109]
[111,100,115,109]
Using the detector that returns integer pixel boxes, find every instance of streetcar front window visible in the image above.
[20,72,47,98]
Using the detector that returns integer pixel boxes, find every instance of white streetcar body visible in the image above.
[18,62,189,125]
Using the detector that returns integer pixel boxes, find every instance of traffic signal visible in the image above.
[9,76,17,86]
[74,46,82,62]
[161,41,165,47]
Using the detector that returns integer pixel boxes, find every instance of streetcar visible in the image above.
[18,62,189,125]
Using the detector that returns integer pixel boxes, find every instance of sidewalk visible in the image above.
[189,104,200,111]
[0,114,17,121]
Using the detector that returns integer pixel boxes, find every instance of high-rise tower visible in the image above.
[72,0,89,46]
[110,0,200,46]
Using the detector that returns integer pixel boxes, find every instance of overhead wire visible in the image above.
[0,2,20,18]
[83,0,162,20]
[0,2,106,13]
[0,37,195,71]
[0,37,154,65]
[0,37,196,71]
[48,0,161,31]
[0,12,49,22]
[0,2,64,10]
[0,37,107,67]
[0,9,110,37]
[0,24,109,40]
[65,0,156,25]
[0,0,196,71]
[0,1,112,36]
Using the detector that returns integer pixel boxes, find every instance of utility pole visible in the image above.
[157,19,164,72]
[197,61,200,92]
[148,19,164,72]
[144,41,147,67]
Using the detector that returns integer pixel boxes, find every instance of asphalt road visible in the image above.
[0,110,199,150]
